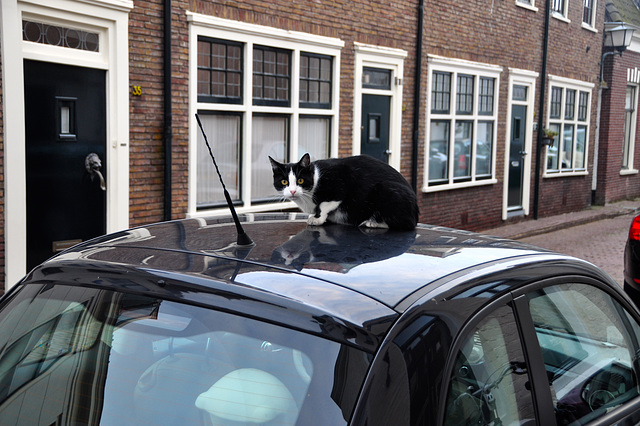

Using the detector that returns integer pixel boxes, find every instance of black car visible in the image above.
[1,213,640,425]
[624,214,640,306]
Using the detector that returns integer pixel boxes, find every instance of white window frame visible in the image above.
[187,13,343,217]
[551,0,571,22]
[516,0,539,12]
[423,55,502,193]
[581,0,598,31]
[352,42,407,171]
[622,83,639,175]
[544,75,594,177]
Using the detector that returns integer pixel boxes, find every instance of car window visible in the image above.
[527,283,640,425]
[444,305,536,425]
[0,284,369,425]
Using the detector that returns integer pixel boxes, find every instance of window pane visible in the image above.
[527,283,640,425]
[476,121,493,177]
[454,121,472,179]
[478,77,495,115]
[456,75,474,115]
[562,124,574,170]
[363,67,391,90]
[546,123,561,171]
[578,91,589,121]
[198,38,243,104]
[429,120,450,183]
[300,53,332,109]
[431,72,451,114]
[623,86,636,169]
[197,114,241,207]
[253,46,291,106]
[565,89,576,120]
[252,115,288,201]
[550,87,562,119]
[444,305,536,425]
[583,0,594,25]
[576,125,587,169]
[299,116,330,160]
[513,85,527,101]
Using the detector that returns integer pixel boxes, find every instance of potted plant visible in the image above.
[541,128,558,146]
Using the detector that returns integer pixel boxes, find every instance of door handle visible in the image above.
[85,153,106,191]
[519,151,528,156]
[384,149,392,156]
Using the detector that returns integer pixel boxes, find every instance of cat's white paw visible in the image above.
[307,216,326,226]
[361,219,389,229]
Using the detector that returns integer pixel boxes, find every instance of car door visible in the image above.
[513,279,640,426]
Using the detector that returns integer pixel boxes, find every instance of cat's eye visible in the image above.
[297,178,304,185]
[281,179,288,186]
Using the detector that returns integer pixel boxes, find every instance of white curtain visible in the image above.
[252,115,287,201]
[298,117,329,161]
[197,114,240,207]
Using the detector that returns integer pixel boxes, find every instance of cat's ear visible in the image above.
[269,156,282,171]
[299,153,311,168]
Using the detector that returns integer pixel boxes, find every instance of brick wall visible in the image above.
[597,49,640,204]
[421,0,604,231]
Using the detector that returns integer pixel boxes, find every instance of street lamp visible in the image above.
[600,23,636,84]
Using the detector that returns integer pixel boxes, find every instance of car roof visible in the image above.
[22,213,604,352]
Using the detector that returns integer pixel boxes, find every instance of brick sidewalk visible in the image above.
[482,199,640,240]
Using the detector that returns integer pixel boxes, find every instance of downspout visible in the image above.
[533,0,551,219]
[163,0,173,221]
[411,0,424,193]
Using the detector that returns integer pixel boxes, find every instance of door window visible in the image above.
[527,283,640,425]
[444,305,536,425]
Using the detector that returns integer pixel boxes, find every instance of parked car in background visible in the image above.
[624,214,640,307]
[1,213,640,425]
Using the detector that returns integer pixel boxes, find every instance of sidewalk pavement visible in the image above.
[482,199,640,240]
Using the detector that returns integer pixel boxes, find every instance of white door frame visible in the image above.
[0,0,132,287]
[353,42,407,171]
[503,68,538,220]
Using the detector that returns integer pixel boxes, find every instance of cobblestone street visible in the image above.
[519,213,633,286]
[482,199,640,288]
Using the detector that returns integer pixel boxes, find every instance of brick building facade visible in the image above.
[0,0,633,289]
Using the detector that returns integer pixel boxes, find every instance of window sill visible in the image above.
[422,178,497,193]
[620,168,639,176]
[551,12,571,24]
[581,23,598,33]
[516,1,538,12]
[543,170,588,178]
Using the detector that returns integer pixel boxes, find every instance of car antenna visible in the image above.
[195,114,254,247]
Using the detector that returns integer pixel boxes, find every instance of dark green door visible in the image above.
[361,94,390,162]
[508,105,526,209]
[24,60,106,270]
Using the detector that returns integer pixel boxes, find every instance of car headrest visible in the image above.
[195,368,297,423]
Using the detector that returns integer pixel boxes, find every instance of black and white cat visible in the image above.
[269,153,419,230]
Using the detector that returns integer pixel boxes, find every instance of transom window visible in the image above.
[426,59,501,190]
[197,37,242,104]
[191,16,341,213]
[545,77,593,175]
[22,20,99,52]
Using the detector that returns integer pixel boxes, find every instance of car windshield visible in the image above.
[0,284,369,425]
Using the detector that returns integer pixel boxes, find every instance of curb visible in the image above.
[486,204,640,240]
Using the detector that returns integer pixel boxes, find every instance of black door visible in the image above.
[508,105,526,209]
[361,94,390,162]
[24,60,106,269]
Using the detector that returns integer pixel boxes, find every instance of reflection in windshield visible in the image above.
[0,284,369,425]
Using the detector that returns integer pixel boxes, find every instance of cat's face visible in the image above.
[269,153,315,201]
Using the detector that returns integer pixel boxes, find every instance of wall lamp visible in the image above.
[600,22,635,85]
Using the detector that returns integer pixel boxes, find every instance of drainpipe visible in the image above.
[163,0,173,221]
[411,0,424,193]
[533,0,550,220]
